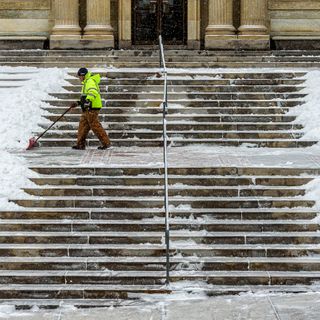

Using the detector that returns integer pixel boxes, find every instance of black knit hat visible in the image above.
[77,68,88,76]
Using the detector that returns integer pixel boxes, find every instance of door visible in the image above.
[132,0,186,45]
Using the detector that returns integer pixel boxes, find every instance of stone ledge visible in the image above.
[0,36,47,49]
[272,37,320,50]
[50,38,114,50]
[205,38,270,50]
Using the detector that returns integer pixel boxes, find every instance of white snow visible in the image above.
[0,305,16,318]
[288,71,320,141]
[0,67,68,209]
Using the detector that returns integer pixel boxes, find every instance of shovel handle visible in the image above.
[36,105,73,142]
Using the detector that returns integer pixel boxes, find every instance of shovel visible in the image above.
[26,105,73,150]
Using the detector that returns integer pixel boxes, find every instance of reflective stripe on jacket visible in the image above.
[81,72,102,109]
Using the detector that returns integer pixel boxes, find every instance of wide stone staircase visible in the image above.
[1,55,320,307]
[2,166,320,306]
[40,70,316,148]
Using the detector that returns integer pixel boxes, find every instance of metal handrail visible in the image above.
[159,35,170,285]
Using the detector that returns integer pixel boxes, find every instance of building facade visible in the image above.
[0,0,319,50]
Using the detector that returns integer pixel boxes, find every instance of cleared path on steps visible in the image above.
[39,70,316,148]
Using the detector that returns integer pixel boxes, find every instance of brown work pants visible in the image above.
[77,110,110,148]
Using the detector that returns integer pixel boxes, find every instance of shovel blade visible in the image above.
[26,137,39,150]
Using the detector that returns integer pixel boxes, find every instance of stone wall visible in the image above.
[269,0,320,49]
[0,0,53,37]
[0,0,320,49]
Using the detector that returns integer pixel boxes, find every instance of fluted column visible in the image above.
[50,0,81,48]
[205,0,236,49]
[83,0,114,47]
[238,0,269,38]
[118,0,131,48]
[188,0,201,49]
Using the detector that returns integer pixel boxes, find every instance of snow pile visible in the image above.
[288,71,320,142]
[304,178,320,222]
[0,67,68,209]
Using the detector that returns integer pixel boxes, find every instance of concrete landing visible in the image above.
[1,292,320,319]
[20,145,320,168]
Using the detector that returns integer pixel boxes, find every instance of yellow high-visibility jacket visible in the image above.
[81,72,102,109]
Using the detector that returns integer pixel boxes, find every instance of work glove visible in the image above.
[83,99,92,109]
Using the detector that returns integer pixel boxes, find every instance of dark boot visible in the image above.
[72,145,85,150]
[97,144,111,150]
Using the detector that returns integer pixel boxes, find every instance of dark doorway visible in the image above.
[132,0,187,45]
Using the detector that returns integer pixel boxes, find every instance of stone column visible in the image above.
[118,0,132,48]
[50,0,81,49]
[83,0,114,48]
[205,0,236,49]
[188,0,201,49]
[238,0,270,49]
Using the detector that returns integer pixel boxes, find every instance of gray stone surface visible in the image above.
[2,293,320,319]
[20,144,320,169]
[270,293,320,320]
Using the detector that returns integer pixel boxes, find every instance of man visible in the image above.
[71,67,111,150]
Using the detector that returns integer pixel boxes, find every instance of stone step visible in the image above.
[0,283,168,299]
[0,298,131,308]
[0,256,320,272]
[44,114,299,124]
[43,121,303,131]
[0,284,316,305]
[0,78,30,82]
[49,92,306,100]
[0,219,316,233]
[0,230,319,245]
[0,270,320,287]
[11,196,315,209]
[63,84,303,93]
[41,130,303,140]
[45,99,303,108]
[37,138,315,148]
[0,49,314,56]
[0,85,23,89]
[65,78,306,86]
[0,283,317,306]
[29,166,320,176]
[27,177,315,189]
[29,175,314,187]
[0,208,316,220]
[23,185,306,198]
[2,54,320,63]
[1,61,319,68]
[68,71,306,80]
[44,112,298,122]
[44,106,295,115]
[0,243,319,258]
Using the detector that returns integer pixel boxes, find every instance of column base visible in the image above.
[50,34,114,49]
[81,36,114,49]
[50,35,82,49]
[119,40,131,49]
[80,36,114,49]
[205,35,270,50]
[205,35,237,49]
[237,35,270,50]
[187,40,201,50]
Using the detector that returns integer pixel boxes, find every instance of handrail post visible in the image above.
[159,35,170,286]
